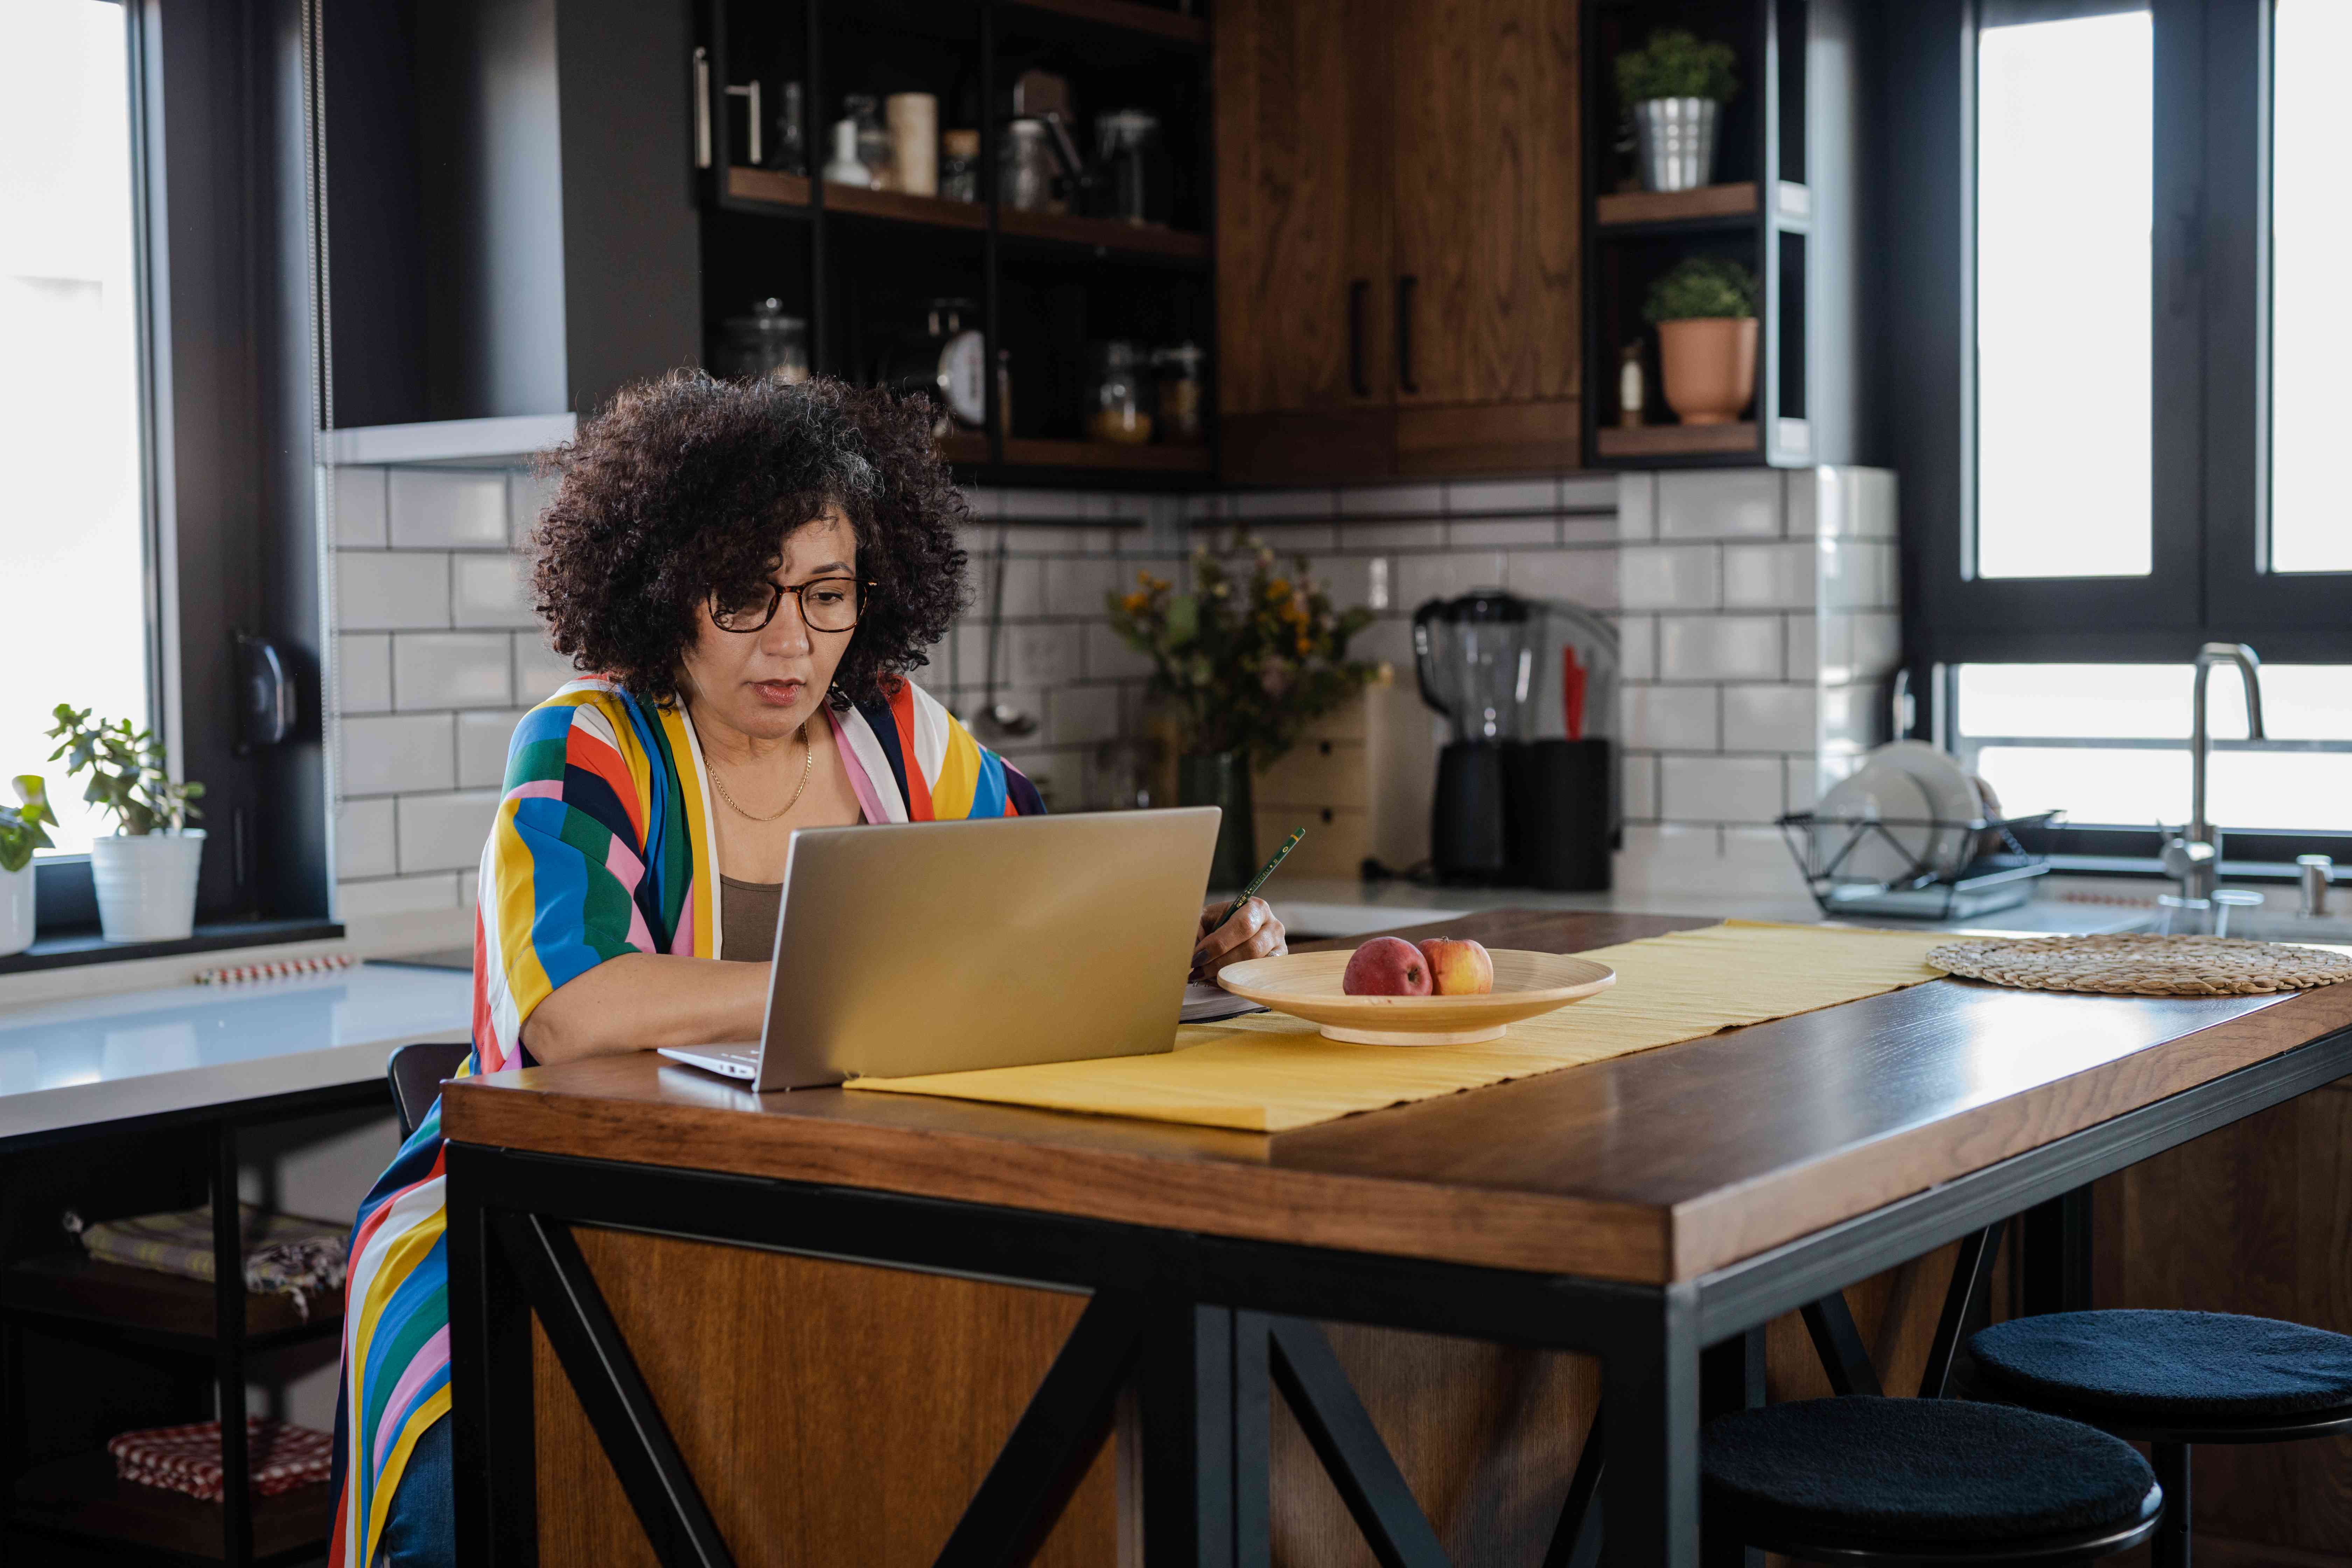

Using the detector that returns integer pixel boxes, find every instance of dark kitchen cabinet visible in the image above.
[1215,0,1583,483]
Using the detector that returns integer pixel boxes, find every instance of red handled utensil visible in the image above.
[1562,646,1587,741]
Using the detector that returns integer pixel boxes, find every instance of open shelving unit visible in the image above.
[697,0,1216,488]
[1580,0,1860,469]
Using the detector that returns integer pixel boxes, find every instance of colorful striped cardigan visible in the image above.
[329,676,1040,1566]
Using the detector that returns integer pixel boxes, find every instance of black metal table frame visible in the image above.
[446,1023,2352,1568]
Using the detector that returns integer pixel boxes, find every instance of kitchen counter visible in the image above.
[0,961,472,1148]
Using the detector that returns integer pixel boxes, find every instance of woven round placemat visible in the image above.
[1926,933,2352,996]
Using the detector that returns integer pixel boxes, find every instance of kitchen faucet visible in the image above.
[2162,642,2266,904]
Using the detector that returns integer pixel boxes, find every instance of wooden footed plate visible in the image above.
[1214,950,1617,1045]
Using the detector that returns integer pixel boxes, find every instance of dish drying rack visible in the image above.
[1776,809,2063,921]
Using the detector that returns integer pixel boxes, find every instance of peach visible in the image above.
[1342,936,1431,996]
[1417,938,1494,996]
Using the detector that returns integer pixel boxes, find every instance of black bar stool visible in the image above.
[1967,1309,2352,1567]
[1702,1396,2163,1564]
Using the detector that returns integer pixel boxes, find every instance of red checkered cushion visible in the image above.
[107,1418,334,1501]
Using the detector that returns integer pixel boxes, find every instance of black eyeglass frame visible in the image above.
[709,576,872,635]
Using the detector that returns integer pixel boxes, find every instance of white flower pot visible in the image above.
[0,864,32,957]
[90,830,205,944]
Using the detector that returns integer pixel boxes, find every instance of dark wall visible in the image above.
[323,0,428,429]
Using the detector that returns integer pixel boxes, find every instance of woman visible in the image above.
[330,374,1284,1566]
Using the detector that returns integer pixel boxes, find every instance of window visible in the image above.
[1975,9,2152,580]
[2266,0,2351,575]
[0,0,152,856]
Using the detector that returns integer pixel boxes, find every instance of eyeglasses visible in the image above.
[710,576,867,635]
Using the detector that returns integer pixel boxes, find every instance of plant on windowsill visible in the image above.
[1645,256,1760,427]
[0,777,57,958]
[1615,29,1738,193]
[46,705,208,944]
[1106,535,1376,890]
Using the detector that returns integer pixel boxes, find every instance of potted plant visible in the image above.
[0,777,57,957]
[1645,257,1760,426]
[1615,28,1738,193]
[46,705,206,943]
[1107,537,1376,890]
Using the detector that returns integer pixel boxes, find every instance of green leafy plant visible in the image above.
[1106,534,1377,766]
[1615,28,1738,106]
[1644,257,1759,322]
[0,777,56,874]
[44,705,204,836]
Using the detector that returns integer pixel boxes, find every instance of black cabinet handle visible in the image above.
[1349,280,1369,398]
[1396,275,1419,395]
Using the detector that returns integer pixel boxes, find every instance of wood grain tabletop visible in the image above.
[442,910,2352,1283]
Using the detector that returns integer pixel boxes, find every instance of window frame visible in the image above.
[1885,0,2352,671]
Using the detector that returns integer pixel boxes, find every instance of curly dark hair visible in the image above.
[529,372,971,707]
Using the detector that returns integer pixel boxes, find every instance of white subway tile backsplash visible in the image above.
[1854,612,1902,679]
[338,553,450,631]
[1338,482,1443,518]
[1350,616,1415,671]
[1660,754,1785,824]
[976,555,1045,620]
[338,635,392,714]
[1658,470,1780,539]
[1619,545,1721,611]
[1043,555,1121,617]
[1623,684,1719,750]
[1615,473,1657,539]
[1617,615,1657,681]
[1623,751,1659,821]
[1446,477,1554,516]
[1338,520,1446,551]
[994,488,1088,521]
[396,790,502,873]
[1048,685,1122,747]
[1560,475,1618,512]
[451,553,536,629]
[1784,756,1820,813]
[1084,622,1153,682]
[333,467,390,548]
[1783,468,1819,538]
[1395,552,1483,609]
[1007,624,1082,688]
[337,798,396,880]
[512,636,579,704]
[457,709,525,789]
[337,873,460,919]
[1723,542,1817,610]
[1250,522,1340,553]
[1232,486,1335,519]
[1659,615,1782,681]
[1449,518,1558,547]
[395,633,514,710]
[1852,469,1898,538]
[1820,683,1877,755]
[1785,614,1820,684]
[507,470,558,547]
[1309,555,1376,613]
[1722,684,1819,753]
[343,713,456,796]
[1506,548,1617,609]
[389,470,508,549]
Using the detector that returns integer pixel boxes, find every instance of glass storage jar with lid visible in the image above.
[716,299,810,383]
[1152,343,1205,444]
[1087,341,1153,445]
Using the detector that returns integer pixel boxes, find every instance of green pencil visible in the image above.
[1211,826,1308,933]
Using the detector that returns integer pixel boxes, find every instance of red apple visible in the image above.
[1342,936,1432,996]
[1417,938,1494,996]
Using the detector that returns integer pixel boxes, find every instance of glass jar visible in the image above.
[1152,342,1205,444]
[1001,118,1059,213]
[716,299,810,383]
[1087,341,1153,445]
[939,128,980,202]
[1094,108,1168,226]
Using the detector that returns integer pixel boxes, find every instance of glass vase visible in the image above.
[1178,750,1256,893]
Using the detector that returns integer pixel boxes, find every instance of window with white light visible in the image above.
[0,0,153,855]
[1974,8,2153,580]
[2267,0,2351,575]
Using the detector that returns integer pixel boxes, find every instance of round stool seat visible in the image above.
[1703,1398,2158,1546]
[1971,1310,2352,1423]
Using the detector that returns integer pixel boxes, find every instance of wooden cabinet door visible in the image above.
[1215,0,1397,479]
[1388,0,1581,470]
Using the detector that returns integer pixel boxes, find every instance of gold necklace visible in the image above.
[710,725,814,822]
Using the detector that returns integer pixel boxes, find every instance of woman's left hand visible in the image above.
[1192,896,1286,980]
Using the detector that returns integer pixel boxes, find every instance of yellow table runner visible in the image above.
[847,922,1951,1134]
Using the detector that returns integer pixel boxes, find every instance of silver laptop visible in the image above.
[659,807,1221,1090]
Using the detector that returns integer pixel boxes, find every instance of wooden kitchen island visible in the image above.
[437,911,2352,1567]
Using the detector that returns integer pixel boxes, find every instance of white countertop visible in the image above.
[0,961,472,1147]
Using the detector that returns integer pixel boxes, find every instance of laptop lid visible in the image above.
[753,807,1220,1090]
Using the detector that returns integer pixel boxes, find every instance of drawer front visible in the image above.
[1255,738,1368,808]
[1255,808,1369,878]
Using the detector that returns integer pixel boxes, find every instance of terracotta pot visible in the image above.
[1656,316,1758,425]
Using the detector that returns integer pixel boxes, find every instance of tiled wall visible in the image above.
[1613,467,1901,894]
[322,462,1893,917]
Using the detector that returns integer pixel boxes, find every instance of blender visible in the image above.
[1413,591,1535,882]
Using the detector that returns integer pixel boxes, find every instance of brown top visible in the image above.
[441,909,2352,1283]
[719,876,783,964]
